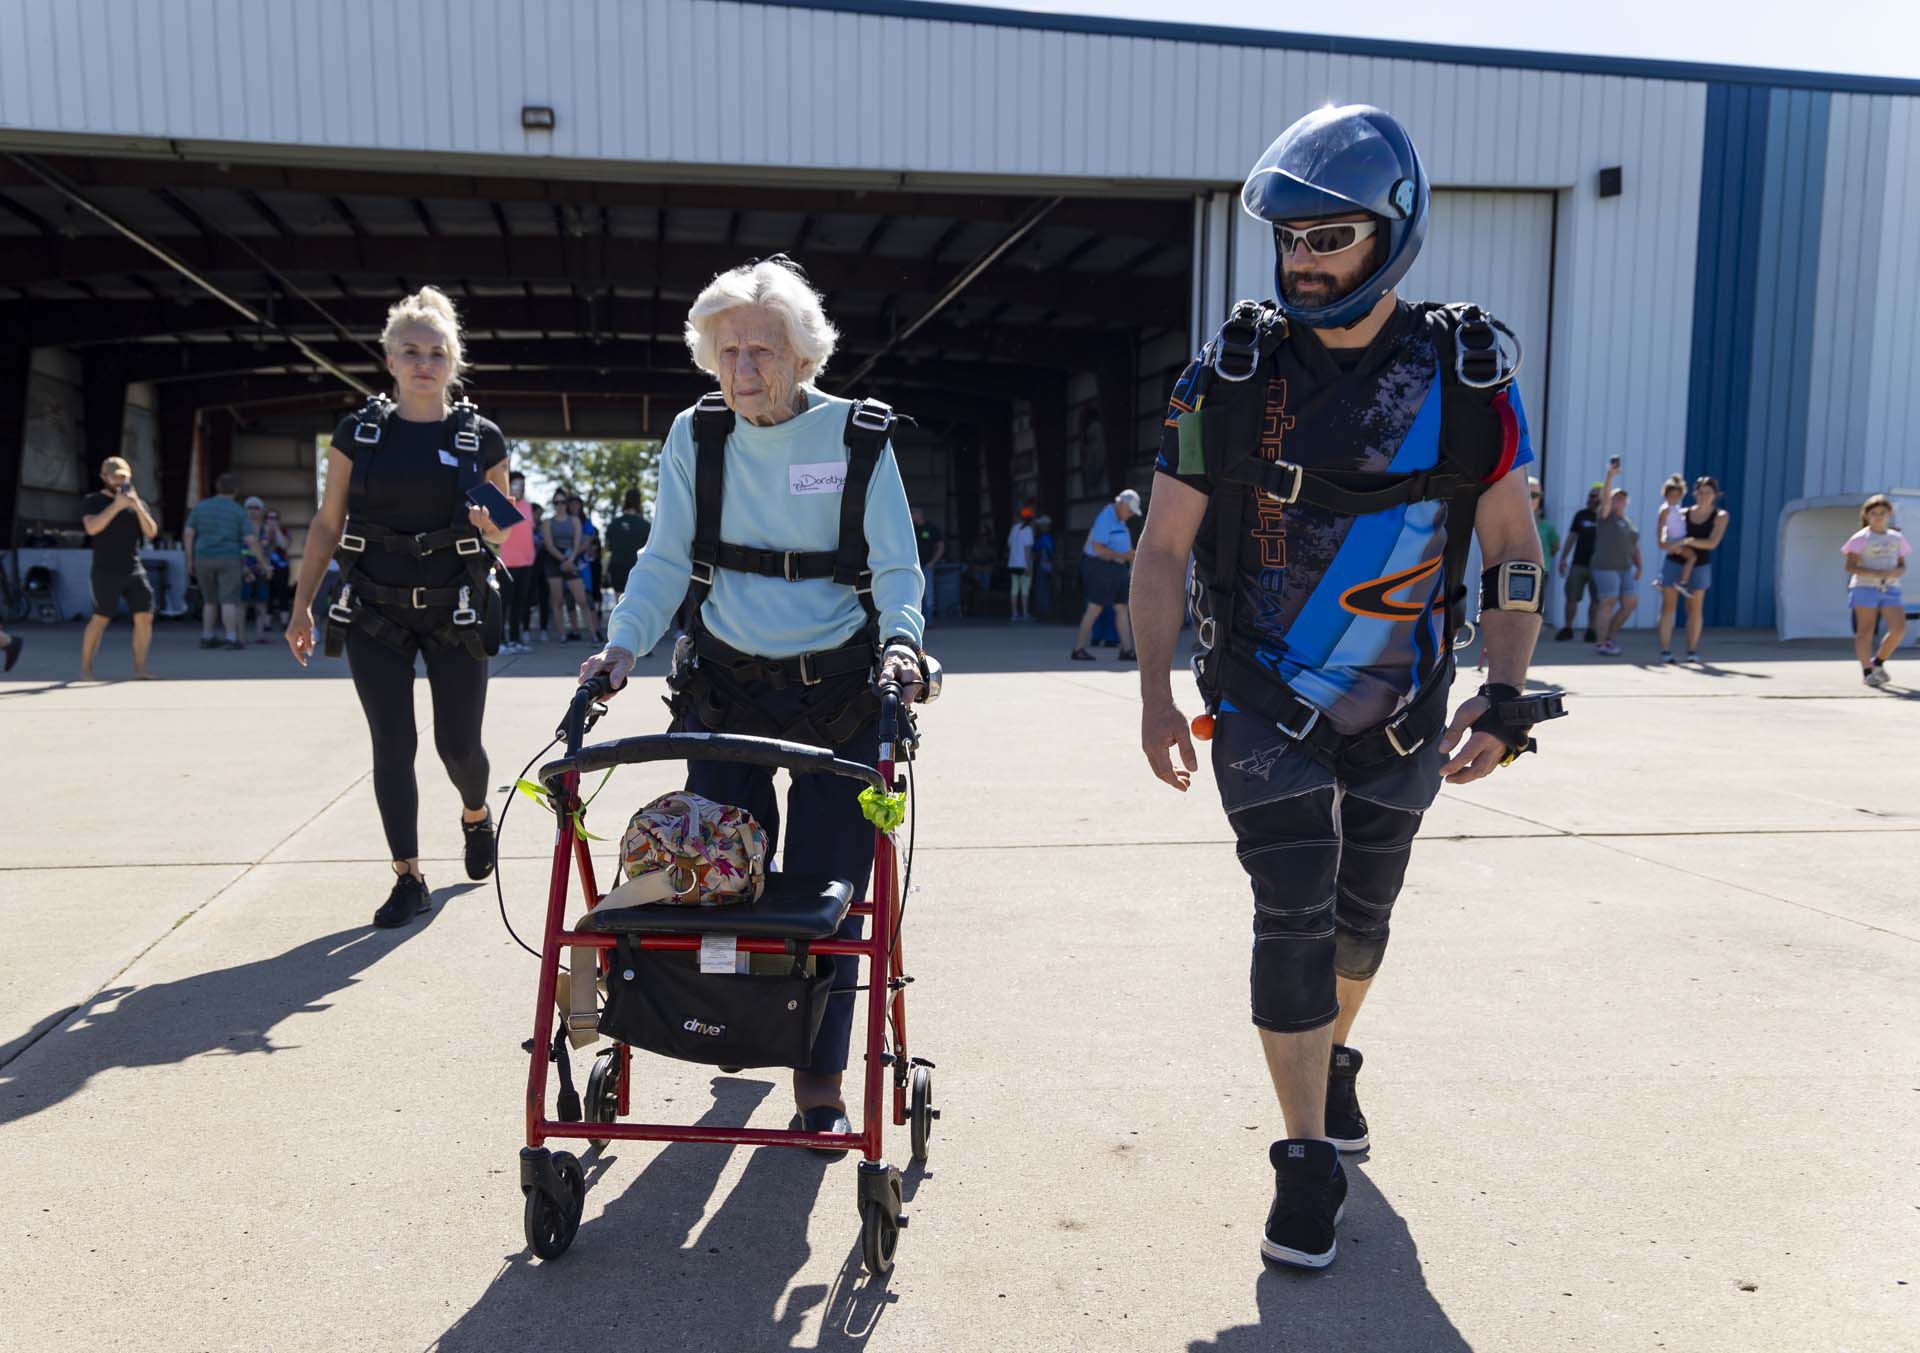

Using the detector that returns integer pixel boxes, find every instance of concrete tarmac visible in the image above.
[1,624,1915,1352]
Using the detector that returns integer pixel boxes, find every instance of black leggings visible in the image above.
[345,608,491,862]
[508,564,543,643]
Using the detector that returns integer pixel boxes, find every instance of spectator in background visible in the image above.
[1528,477,1559,624]
[1654,475,1694,596]
[240,496,287,644]
[1007,506,1036,621]
[544,492,591,642]
[1655,476,1729,665]
[79,455,159,680]
[1587,464,1640,656]
[497,471,537,654]
[604,488,651,601]
[0,625,19,673]
[527,501,555,641]
[912,504,945,620]
[185,474,267,651]
[571,496,606,643]
[1843,494,1907,688]
[262,507,293,633]
[1072,487,1139,662]
[1554,478,1604,642]
[1031,512,1057,621]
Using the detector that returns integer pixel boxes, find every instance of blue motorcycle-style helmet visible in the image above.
[1241,104,1430,329]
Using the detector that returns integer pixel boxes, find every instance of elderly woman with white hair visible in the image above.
[579,256,926,1151]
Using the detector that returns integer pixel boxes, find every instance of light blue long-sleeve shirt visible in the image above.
[607,387,925,660]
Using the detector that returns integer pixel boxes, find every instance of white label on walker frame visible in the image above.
[789,462,847,496]
[699,934,740,974]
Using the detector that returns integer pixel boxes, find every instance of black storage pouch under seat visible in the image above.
[598,936,835,1069]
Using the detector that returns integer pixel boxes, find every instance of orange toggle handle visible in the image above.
[1190,713,1215,741]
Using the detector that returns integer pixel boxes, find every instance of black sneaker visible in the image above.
[1116,649,1137,662]
[1553,627,1572,642]
[462,809,496,881]
[789,1105,853,1160]
[1326,1045,1369,1152]
[223,638,245,651]
[1262,1138,1348,1270]
[199,635,221,649]
[373,872,430,928]
[1070,648,1095,662]
[1583,628,1597,643]
[1,635,20,673]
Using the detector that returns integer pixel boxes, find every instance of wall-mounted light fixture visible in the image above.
[1597,166,1623,198]
[521,106,556,132]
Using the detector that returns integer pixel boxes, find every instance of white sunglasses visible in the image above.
[1275,219,1380,257]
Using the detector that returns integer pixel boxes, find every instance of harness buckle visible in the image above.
[783,551,803,582]
[353,421,382,445]
[1264,461,1305,506]
[452,430,480,454]
[454,536,484,556]
[1454,316,1522,390]
[1274,699,1320,743]
[1383,713,1425,758]
[327,586,355,625]
[849,401,892,434]
[689,559,715,587]
[452,586,477,627]
[337,533,367,553]
[1210,303,1268,382]
[797,652,821,686]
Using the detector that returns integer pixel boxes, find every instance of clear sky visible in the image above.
[970,0,1918,81]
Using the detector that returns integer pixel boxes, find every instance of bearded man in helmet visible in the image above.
[1129,105,1564,1269]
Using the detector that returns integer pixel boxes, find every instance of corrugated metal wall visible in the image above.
[1862,98,1920,500]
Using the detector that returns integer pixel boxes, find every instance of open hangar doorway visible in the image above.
[0,151,1193,622]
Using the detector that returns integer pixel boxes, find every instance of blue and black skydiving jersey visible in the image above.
[1155,301,1534,735]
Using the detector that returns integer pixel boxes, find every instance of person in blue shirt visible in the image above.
[1071,489,1140,661]
[579,257,926,1152]
[1127,106,1552,1271]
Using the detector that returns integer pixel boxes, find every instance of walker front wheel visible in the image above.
[523,1151,585,1260]
[860,1200,899,1276]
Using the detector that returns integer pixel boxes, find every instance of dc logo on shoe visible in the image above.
[1287,1144,1306,1159]
[682,1018,725,1037]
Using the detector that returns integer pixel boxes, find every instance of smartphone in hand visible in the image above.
[466,481,525,529]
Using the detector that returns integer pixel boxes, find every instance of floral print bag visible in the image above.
[606,791,769,908]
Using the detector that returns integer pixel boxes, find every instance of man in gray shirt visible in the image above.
[1588,464,1641,655]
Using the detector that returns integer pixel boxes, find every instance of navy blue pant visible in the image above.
[681,684,876,1077]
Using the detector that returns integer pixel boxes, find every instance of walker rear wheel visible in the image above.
[908,1065,935,1162]
[584,1049,622,1147]
[860,1200,899,1277]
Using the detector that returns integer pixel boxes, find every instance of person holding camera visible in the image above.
[285,286,512,928]
[79,455,160,679]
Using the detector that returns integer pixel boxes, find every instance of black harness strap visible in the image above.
[329,396,498,662]
[688,392,734,614]
[1190,299,1517,770]
[833,399,893,601]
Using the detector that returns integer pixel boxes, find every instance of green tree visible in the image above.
[510,439,662,521]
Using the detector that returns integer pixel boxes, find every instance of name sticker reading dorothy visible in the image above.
[789,463,847,496]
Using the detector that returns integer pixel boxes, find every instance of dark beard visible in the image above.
[1282,270,1345,306]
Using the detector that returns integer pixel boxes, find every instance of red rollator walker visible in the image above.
[518,669,936,1275]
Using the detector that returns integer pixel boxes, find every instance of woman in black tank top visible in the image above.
[284,287,515,928]
[1655,476,1729,663]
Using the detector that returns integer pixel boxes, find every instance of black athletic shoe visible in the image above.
[1326,1045,1369,1152]
[1,635,20,673]
[1116,649,1137,662]
[1070,648,1095,661]
[790,1105,853,1160]
[462,809,496,881]
[1583,628,1597,643]
[1262,1138,1348,1270]
[1553,627,1572,642]
[223,638,245,651]
[373,872,431,928]
[199,635,221,649]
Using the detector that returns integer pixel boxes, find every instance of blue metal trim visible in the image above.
[754,0,1920,97]
[1684,86,1769,627]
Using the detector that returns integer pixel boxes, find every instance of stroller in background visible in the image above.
[518,669,938,1276]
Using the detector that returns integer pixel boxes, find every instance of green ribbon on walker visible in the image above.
[858,786,906,832]
[515,768,614,841]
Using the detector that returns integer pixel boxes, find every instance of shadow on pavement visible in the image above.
[438,1074,899,1352]
[0,881,474,1126]
[1188,1163,1469,1353]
